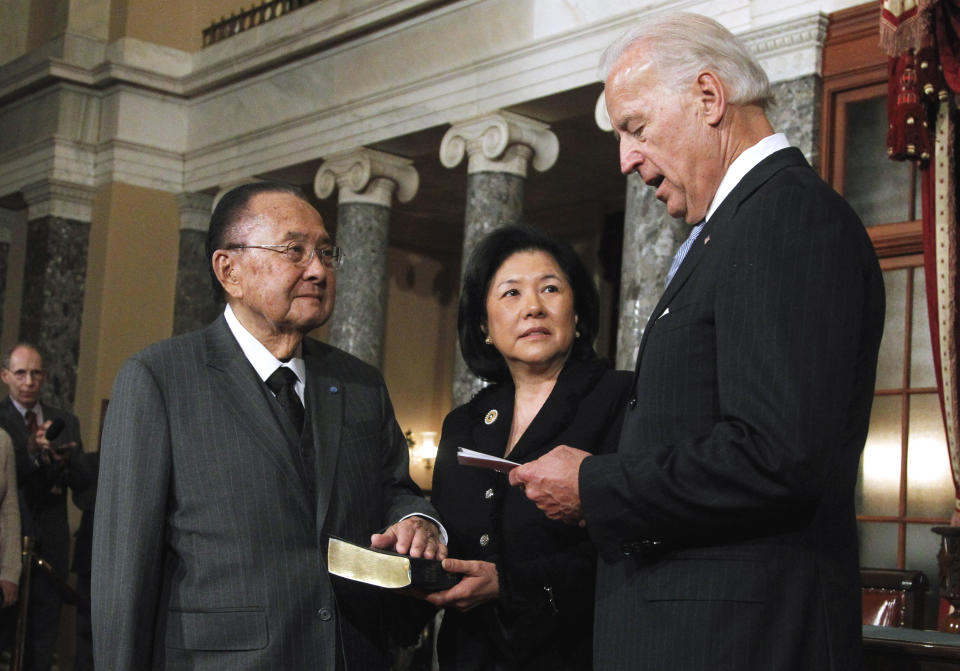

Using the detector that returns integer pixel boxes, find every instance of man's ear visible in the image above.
[696,71,726,126]
[212,250,243,299]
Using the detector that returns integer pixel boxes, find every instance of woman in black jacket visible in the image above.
[428,225,631,670]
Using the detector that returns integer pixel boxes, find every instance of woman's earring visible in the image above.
[575,330,581,339]
[484,335,493,345]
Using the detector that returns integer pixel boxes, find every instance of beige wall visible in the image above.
[113,0,250,51]
[74,182,180,452]
[382,249,458,491]
[0,213,27,358]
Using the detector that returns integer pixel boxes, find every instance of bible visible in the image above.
[327,536,460,592]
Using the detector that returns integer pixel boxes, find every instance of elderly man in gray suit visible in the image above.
[92,181,445,670]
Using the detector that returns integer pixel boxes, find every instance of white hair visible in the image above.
[598,12,774,110]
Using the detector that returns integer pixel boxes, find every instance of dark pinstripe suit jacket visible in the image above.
[91,316,438,670]
[580,148,885,671]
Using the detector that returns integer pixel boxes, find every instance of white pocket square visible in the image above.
[657,307,670,320]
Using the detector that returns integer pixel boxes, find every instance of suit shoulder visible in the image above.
[303,338,384,385]
[118,327,207,386]
[441,383,503,432]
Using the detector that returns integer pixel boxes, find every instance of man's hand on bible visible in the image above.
[371,516,447,560]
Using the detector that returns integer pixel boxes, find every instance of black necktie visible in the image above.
[266,367,304,433]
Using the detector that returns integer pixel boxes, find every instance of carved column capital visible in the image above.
[21,179,96,221]
[439,111,559,177]
[314,148,419,207]
[175,192,215,232]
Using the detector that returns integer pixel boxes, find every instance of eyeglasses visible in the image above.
[6,369,44,382]
[227,242,345,269]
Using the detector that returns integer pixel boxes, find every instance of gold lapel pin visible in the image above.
[484,409,498,425]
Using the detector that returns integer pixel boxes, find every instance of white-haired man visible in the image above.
[512,13,884,669]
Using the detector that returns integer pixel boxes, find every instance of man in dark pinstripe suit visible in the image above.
[512,13,884,671]
[92,182,445,670]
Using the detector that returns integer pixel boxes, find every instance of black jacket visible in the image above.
[431,358,631,671]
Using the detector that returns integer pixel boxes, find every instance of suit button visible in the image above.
[317,608,332,621]
[484,488,494,500]
[479,533,490,547]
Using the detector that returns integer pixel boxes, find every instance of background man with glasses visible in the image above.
[92,181,445,670]
[0,343,92,671]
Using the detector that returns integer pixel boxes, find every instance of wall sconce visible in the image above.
[418,431,438,469]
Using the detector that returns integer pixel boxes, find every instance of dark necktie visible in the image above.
[25,409,38,437]
[266,367,304,433]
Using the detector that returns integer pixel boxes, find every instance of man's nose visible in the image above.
[302,249,329,279]
[620,145,643,176]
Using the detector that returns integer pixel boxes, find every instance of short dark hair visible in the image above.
[458,225,600,383]
[205,181,310,301]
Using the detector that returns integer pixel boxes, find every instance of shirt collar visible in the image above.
[705,133,790,223]
[223,304,306,399]
[10,398,42,424]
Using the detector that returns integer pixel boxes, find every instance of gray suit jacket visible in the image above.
[92,316,438,670]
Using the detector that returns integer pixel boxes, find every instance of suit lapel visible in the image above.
[470,384,513,460]
[508,360,606,462]
[203,317,311,516]
[303,340,343,526]
[632,147,807,374]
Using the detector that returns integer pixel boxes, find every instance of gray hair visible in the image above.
[598,12,774,110]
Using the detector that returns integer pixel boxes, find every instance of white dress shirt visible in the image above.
[224,304,305,404]
[705,132,791,223]
[222,305,447,543]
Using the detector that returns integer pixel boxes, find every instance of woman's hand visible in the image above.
[426,558,500,611]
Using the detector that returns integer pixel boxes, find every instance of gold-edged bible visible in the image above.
[327,536,460,592]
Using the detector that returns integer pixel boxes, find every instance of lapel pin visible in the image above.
[484,409,498,425]
[704,235,711,245]
[329,386,339,394]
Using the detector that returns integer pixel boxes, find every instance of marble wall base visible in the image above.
[19,216,89,409]
[453,171,526,407]
[328,202,390,368]
[616,172,688,370]
[173,228,222,335]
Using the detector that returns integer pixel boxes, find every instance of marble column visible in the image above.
[768,75,821,170]
[0,208,17,341]
[593,94,687,370]
[174,192,221,335]
[440,111,559,405]
[19,180,94,409]
[315,148,419,369]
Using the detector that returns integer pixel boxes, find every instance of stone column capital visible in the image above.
[175,192,215,232]
[21,179,96,222]
[595,93,612,132]
[314,148,419,207]
[439,110,559,177]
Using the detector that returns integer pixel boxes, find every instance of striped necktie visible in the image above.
[665,221,706,287]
